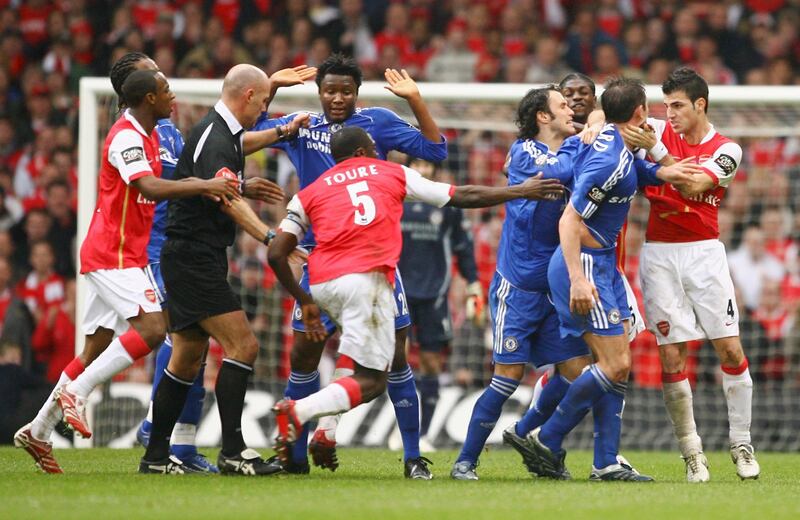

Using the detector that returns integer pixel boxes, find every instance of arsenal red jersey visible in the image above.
[279,157,454,285]
[80,111,161,273]
[643,118,742,243]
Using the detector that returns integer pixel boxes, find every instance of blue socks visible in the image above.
[516,373,571,437]
[284,370,320,463]
[387,365,421,460]
[592,380,627,469]
[539,365,611,454]
[457,375,519,464]
[417,374,439,436]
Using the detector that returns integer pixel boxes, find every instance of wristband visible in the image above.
[648,141,669,162]
[263,229,276,246]
[275,125,285,141]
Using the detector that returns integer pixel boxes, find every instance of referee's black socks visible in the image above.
[216,358,253,457]
[145,369,193,462]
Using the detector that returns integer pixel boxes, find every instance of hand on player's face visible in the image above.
[518,172,564,200]
[319,74,358,123]
[569,276,599,315]
[621,123,656,150]
[243,177,285,204]
[301,302,327,343]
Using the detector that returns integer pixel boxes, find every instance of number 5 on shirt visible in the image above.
[347,181,376,225]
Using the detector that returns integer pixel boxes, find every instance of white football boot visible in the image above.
[731,444,760,480]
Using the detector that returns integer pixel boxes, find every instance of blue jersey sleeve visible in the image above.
[570,148,623,220]
[370,107,447,162]
[634,158,663,188]
[251,112,299,151]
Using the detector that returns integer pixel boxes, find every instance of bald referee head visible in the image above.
[221,64,270,129]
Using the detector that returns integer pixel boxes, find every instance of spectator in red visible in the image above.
[404,15,435,79]
[0,185,22,232]
[672,7,701,64]
[564,9,622,74]
[597,0,626,39]
[15,240,63,323]
[10,208,50,275]
[375,3,412,62]
[425,19,477,82]
[0,30,26,78]
[692,36,736,85]
[31,277,74,383]
[18,0,51,55]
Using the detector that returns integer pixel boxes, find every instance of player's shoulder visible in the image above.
[108,127,144,149]
[353,106,402,122]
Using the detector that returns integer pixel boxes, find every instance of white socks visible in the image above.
[171,423,197,446]
[31,372,71,441]
[314,364,356,440]
[295,383,354,424]
[722,368,753,446]
[662,378,703,456]
[67,338,134,398]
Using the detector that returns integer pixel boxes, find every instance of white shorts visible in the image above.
[310,271,395,371]
[621,273,645,341]
[82,268,162,335]
[639,239,739,346]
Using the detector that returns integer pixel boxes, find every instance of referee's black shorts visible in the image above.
[160,238,241,332]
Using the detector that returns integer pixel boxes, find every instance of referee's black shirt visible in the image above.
[166,100,244,249]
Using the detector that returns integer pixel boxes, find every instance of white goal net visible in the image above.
[76,78,800,451]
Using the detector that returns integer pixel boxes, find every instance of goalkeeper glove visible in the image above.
[465,281,485,327]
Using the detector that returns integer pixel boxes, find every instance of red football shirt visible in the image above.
[80,111,161,273]
[279,157,454,285]
[643,118,742,243]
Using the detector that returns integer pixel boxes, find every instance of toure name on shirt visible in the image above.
[322,163,381,186]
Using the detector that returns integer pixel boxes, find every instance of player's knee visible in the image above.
[357,373,387,402]
[137,313,167,348]
[717,340,745,366]
[556,356,591,381]
[226,334,259,365]
[659,345,685,373]
[290,341,322,372]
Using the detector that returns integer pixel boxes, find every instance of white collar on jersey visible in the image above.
[214,100,244,135]
[123,109,149,137]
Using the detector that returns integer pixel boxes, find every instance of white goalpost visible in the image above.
[76,78,800,450]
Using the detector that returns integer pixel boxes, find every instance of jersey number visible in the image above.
[347,181,376,226]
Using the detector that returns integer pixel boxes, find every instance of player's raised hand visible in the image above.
[384,68,420,100]
[243,177,285,204]
[301,302,327,343]
[656,157,705,188]
[569,275,599,315]
[271,65,317,88]
[518,173,564,200]
[621,123,657,150]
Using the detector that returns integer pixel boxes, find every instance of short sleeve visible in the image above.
[402,165,453,207]
[108,129,153,184]
[699,141,741,188]
[278,194,310,238]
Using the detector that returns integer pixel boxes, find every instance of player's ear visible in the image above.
[695,97,707,113]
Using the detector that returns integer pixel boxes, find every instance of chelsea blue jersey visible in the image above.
[569,124,661,247]
[495,136,580,292]
[253,106,447,246]
[147,118,184,264]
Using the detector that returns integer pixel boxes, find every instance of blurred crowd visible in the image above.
[0,0,799,410]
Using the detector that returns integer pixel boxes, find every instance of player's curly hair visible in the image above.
[515,86,559,140]
[315,53,363,89]
[110,51,150,109]
[662,67,709,113]
[559,73,595,95]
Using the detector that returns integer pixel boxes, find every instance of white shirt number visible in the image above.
[347,181,376,226]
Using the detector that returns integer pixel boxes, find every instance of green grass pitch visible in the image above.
[1,447,798,519]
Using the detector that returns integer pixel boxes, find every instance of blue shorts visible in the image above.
[489,272,589,366]
[292,265,412,334]
[144,261,168,309]
[547,245,630,338]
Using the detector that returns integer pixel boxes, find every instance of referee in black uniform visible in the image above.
[141,64,288,475]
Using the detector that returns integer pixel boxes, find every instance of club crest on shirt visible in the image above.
[503,336,518,352]
[329,123,343,133]
[145,289,157,303]
[657,320,670,336]
[293,305,302,321]
[121,147,145,165]
[608,309,621,324]
[429,209,443,226]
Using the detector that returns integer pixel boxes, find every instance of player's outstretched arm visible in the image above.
[267,231,327,343]
[559,204,599,315]
[243,112,310,155]
[133,175,240,203]
[220,197,272,242]
[448,173,564,208]
[384,68,442,143]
